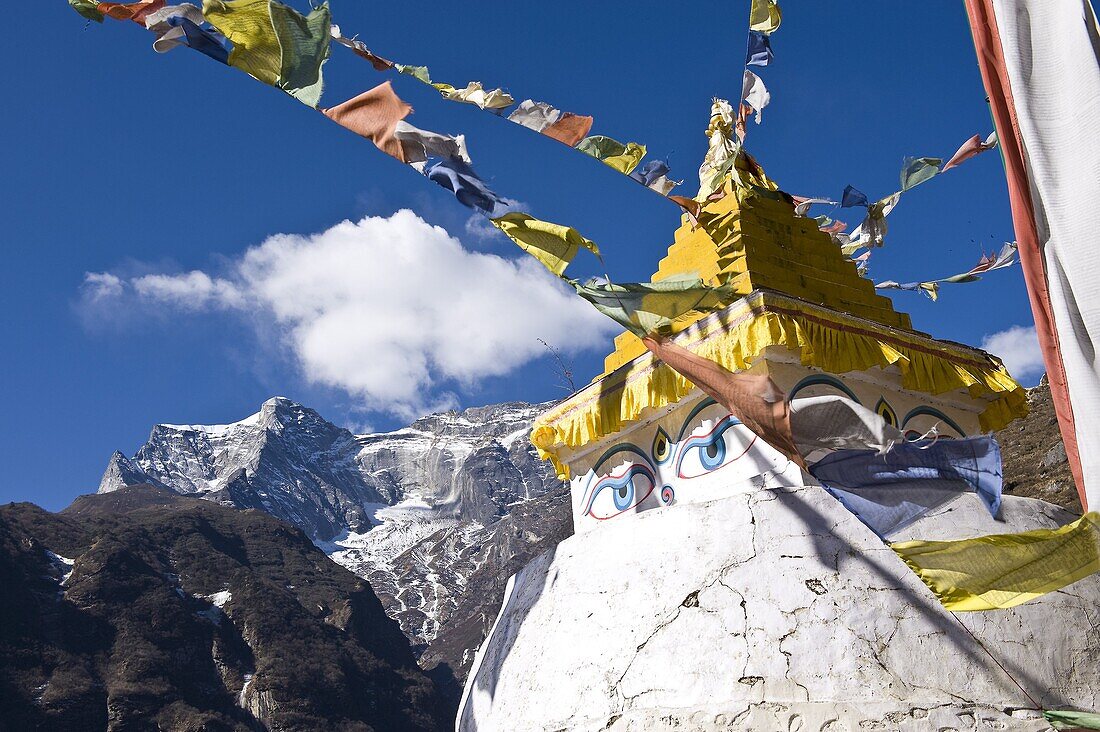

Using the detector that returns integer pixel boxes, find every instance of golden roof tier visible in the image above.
[601,178,912,376]
[531,160,1027,486]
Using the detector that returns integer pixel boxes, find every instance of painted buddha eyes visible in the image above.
[675,415,756,479]
[652,427,673,464]
[584,462,657,520]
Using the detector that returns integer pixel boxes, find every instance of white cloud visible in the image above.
[133,271,245,310]
[81,272,124,301]
[84,210,615,417]
[464,213,506,242]
[981,324,1045,380]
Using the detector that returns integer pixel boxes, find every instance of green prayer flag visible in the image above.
[491,213,600,277]
[900,156,943,191]
[69,0,104,22]
[570,276,734,337]
[203,0,331,107]
[271,1,331,107]
[576,135,647,174]
[1045,710,1100,730]
[396,64,433,85]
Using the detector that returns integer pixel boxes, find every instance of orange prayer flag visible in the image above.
[98,0,166,23]
[542,113,594,147]
[642,335,806,469]
[322,81,412,162]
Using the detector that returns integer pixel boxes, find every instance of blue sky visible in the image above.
[3,1,1041,510]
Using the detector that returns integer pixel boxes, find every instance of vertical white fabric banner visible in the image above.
[989,0,1100,511]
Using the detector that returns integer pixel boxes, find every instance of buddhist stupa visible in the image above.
[529,141,1026,533]
[456,110,1100,732]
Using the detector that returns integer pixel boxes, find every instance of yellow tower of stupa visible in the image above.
[529,112,1028,533]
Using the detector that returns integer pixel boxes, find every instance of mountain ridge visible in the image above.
[97,396,569,705]
[0,484,446,731]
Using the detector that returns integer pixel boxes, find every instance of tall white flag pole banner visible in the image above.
[965,0,1100,512]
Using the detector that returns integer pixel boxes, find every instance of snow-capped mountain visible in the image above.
[98,397,565,661]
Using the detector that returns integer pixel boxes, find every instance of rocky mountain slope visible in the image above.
[98,397,568,699]
[994,376,1082,513]
[0,485,445,731]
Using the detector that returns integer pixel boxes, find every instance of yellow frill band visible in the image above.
[531,290,1028,479]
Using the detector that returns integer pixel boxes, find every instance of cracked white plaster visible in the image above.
[458,488,1100,732]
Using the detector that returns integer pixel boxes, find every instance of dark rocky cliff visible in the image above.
[0,485,446,732]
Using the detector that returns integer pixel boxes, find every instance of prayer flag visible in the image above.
[541,112,593,147]
[393,121,470,165]
[146,6,231,62]
[900,156,943,191]
[507,100,562,132]
[748,0,782,34]
[570,276,733,337]
[436,81,514,110]
[891,511,1100,611]
[576,135,647,174]
[789,395,904,456]
[669,195,702,219]
[875,280,940,301]
[269,1,330,107]
[204,0,282,85]
[629,159,671,187]
[1044,710,1100,730]
[642,335,805,468]
[942,131,998,171]
[203,0,330,106]
[98,0,166,23]
[792,196,836,216]
[811,436,1003,538]
[331,25,393,70]
[168,17,230,62]
[841,185,869,208]
[876,243,1017,299]
[146,4,205,33]
[741,70,770,123]
[395,64,432,84]
[69,0,105,22]
[490,213,600,276]
[746,31,773,67]
[322,81,412,161]
[423,157,517,218]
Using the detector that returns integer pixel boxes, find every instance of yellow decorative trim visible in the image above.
[533,290,1028,479]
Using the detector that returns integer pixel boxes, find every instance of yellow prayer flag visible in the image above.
[602,142,647,174]
[203,0,281,86]
[490,213,600,277]
[577,136,648,175]
[439,81,514,111]
[749,0,782,34]
[891,512,1100,611]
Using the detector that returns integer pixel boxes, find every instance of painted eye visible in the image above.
[875,398,898,428]
[676,416,756,479]
[584,463,657,520]
[700,439,725,468]
[652,427,673,464]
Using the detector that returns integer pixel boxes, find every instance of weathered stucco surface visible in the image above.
[458,488,1100,731]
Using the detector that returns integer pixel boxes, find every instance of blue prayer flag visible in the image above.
[629,159,671,187]
[746,31,773,67]
[841,184,869,208]
[423,157,519,219]
[810,436,1003,538]
[170,17,231,65]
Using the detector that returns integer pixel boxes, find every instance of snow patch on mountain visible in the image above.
[98,396,562,651]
